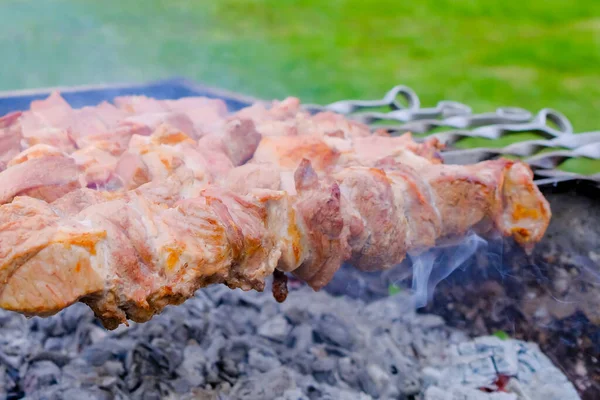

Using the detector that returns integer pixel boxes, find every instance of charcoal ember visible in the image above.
[424,385,518,400]
[185,291,217,313]
[204,285,238,305]
[81,338,133,366]
[43,337,69,352]
[258,315,292,342]
[61,358,123,394]
[286,325,313,353]
[284,306,311,325]
[0,269,579,398]
[176,345,207,388]
[323,345,350,358]
[0,351,20,376]
[248,347,281,372]
[286,351,317,376]
[312,368,337,386]
[1,337,37,368]
[129,379,174,400]
[338,356,364,388]
[281,388,310,400]
[218,358,240,382]
[185,319,208,342]
[126,339,183,379]
[203,333,228,364]
[238,292,269,310]
[158,321,189,343]
[314,313,356,349]
[363,292,415,322]
[60,387,116,400]
[61,359,96,383]
[59,304,96,333]
[257,301,282,321]
[179,388,224,400]
[212,305,259,336]
[311,354,336,373]
[0,364,17,397]
[30,317,68,338]
[29,304,91,338]
[21,360,61,395]
[303,379,373,400]
[411,325,460,362]
[151,338,184,370]
[227,337,252,362]
[358,363,392,398]
[132,319,169,341]
[415,314,446,329]
[0,311,26,332]
[367,332,421,395]
[229,367,297,400]
[26,385,116,400]
[28,351,71,367]
[202,333,229,385]
[100,360,125,377]
[401,374,422,396]
[168,377,191,395]
[202,334,233,386]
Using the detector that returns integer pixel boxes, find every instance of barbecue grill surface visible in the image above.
[0,78,594,399]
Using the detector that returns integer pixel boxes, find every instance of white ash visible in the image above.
[0,285,579,400]
[422,336,580,400]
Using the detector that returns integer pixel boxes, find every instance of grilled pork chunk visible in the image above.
[0,92,551,328]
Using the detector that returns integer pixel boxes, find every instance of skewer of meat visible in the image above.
[0,93,551,329]
[0,155,549,329]
[0,92,441,204]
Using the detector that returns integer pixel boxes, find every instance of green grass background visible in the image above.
[1,0,599,172]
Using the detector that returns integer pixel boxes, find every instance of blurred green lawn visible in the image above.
[1,0,599,172]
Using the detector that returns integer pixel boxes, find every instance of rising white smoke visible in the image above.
[410,232,488,308]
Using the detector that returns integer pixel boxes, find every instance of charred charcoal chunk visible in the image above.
[28,351,71,367]
[176,345,207,388]
[0,364,18,399]
[1,337,35,369]
[212,305,259,336]
[129,379,173,400]
[280,388,310,400]
[358,363,390,399]
[338,356,363,389]
[26,385,114,400]
[184,319,208,342]
[221,338,250,365]
[314,313,355,349]
[287,325,313,353]
[59,387,114,400]
[81,338,133,366]
[248,347,282,372]
[22,360,61,396]
[60,304,95,333]
[229,368,296,400]
[82,345,114,367]
[285,306,312,325]
[126,339,183,379]
[258,315,292,342]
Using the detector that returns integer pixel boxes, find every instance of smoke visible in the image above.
[410,232,487,308]
[323,232,493,305]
